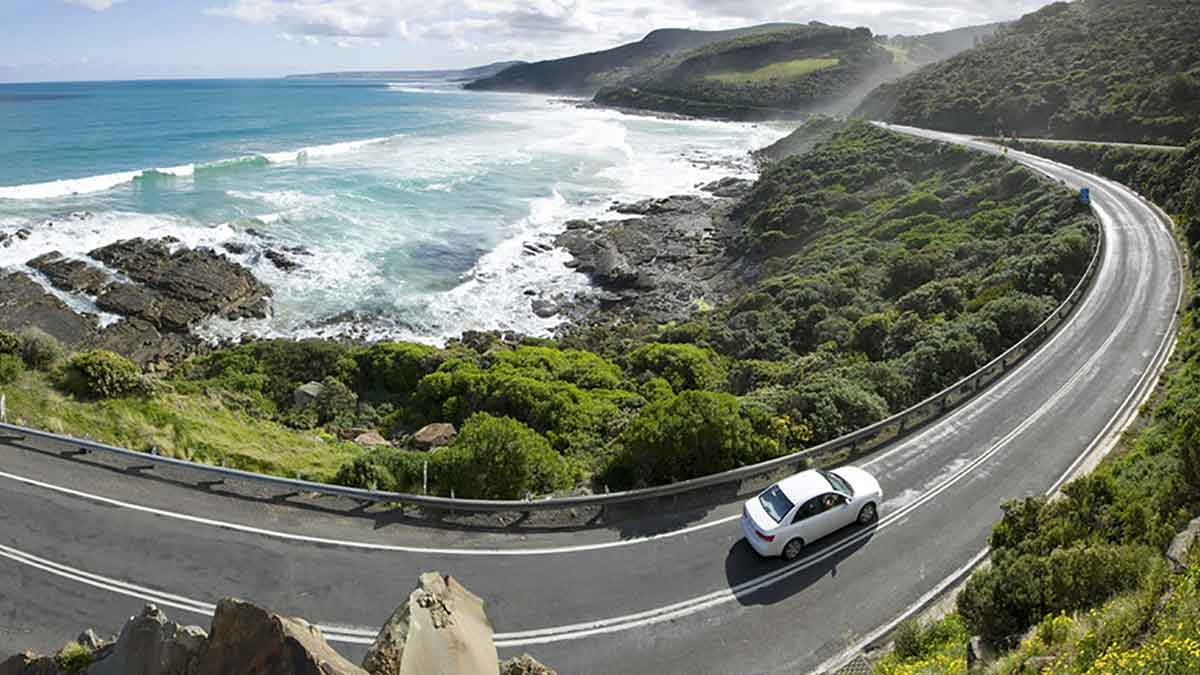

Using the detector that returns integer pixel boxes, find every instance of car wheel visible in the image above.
[858,503,878,525]
[782,538,805,561]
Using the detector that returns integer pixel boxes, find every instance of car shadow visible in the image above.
[723,522,878,607]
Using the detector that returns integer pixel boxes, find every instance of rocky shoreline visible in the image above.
[0,160,766,365]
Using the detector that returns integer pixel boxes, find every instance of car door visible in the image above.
[809,493,852,541]
[788,496,825,543]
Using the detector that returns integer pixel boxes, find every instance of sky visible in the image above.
[0,0,1059,82]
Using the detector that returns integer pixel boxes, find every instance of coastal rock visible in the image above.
[355,431,391,447]
[1166,516,1200,573]
[531,298,560,318]
[89,238,271,328]
[362,572,498,675]
[195,598,367,675]
[264,249,302,271]
[700,177,753,199]
[612,195,709,216]
[27,252,111,295]
[90,318,200,369]
[500,655,556,675]
[222,242,249,255]
[294,381,326,408]
[0,272,97,348]
[88,604,206,675]
[412,423,457,450]
[15,228,31,240]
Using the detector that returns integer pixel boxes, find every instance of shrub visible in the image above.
[54,642,93,674]
[63,350,145,399]
[315,376,358,427]
[333,454,397,491]
[18,327,64,370]
[851,313,892,361]
[443,413,572,499]
[0,330,19,356]
[355,341,439,397]
[892,619,923,660]
[612,390,777,487]
[626,343,726,391]
[0,354,24,385]
[783,376,890,443]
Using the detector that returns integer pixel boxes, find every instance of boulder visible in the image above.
[264,249,301,272]
[88,604,206,675]
[362,572,498,675]
[1166,516,1200,573]
[294,381,325,408]
[355,431,391,448]
[76,629,108,652]
[500,655,556,675]
[966,635,993,671]
[412,423,457,450]
[1022,656,1055,672]
[700,177,753,199]
[530,298,559,319]
[195,598,367,675]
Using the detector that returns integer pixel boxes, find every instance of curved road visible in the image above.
[0,127,1182,673]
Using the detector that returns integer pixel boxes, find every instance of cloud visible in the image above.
[209,0,1059,58]
[63,0,126,10]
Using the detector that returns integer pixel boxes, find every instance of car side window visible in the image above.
[792,497,823,524]
[820,493,847,512]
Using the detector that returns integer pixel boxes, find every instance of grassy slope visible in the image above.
[856,0,1200,144]
[706,57,841,83]
[3,369,361,481]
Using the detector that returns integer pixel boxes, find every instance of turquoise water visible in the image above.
[0,79,785,342]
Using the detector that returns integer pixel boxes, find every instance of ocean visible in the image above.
[0,78,786,344]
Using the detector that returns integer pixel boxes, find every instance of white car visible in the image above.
[741,467,883,560]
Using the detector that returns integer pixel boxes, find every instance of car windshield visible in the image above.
[821,470,854,496]
[758,485,795,523]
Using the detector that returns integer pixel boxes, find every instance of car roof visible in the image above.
[776,470,834,503]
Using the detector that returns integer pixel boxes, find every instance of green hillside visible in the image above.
[856,0,1200,143]
[463,24,802,94]
[593,24,896,120]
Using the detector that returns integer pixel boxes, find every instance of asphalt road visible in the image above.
[0,127,1183,674]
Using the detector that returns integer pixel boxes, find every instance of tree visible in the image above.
[626,343,726,391]
[443,413,572,500]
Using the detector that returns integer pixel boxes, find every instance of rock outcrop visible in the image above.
[0,574,549,675]
[88,604,205,675]
[500,655,557,675]
[1167,516,1200,573]
[195,598,366,675]
[363,572,498,675]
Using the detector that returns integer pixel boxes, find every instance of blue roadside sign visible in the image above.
[1080,187,1091,206]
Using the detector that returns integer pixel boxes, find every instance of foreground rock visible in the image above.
[1,574,548,675]
[88,605,205,675]
[197,598,366,675]
[364,572,498,675]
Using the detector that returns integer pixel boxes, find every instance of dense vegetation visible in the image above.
[0,123,1097,500]
[857,0,1200,144]
[594,25,896,120]
[876,135,1200,674]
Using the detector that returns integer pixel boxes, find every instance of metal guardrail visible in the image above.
[0,202,1104,516]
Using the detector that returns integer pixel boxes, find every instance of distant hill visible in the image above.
[881,22,1004,67]
[855,0,1200,143]
[593,23,917,120]
[287,61,524,82]
[464,24,803,95]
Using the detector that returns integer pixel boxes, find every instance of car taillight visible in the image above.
[755,530,775,543]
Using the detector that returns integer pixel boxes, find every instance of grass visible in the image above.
[872,614,971,675]
[706,57,839,83]
[1,370,362,481]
